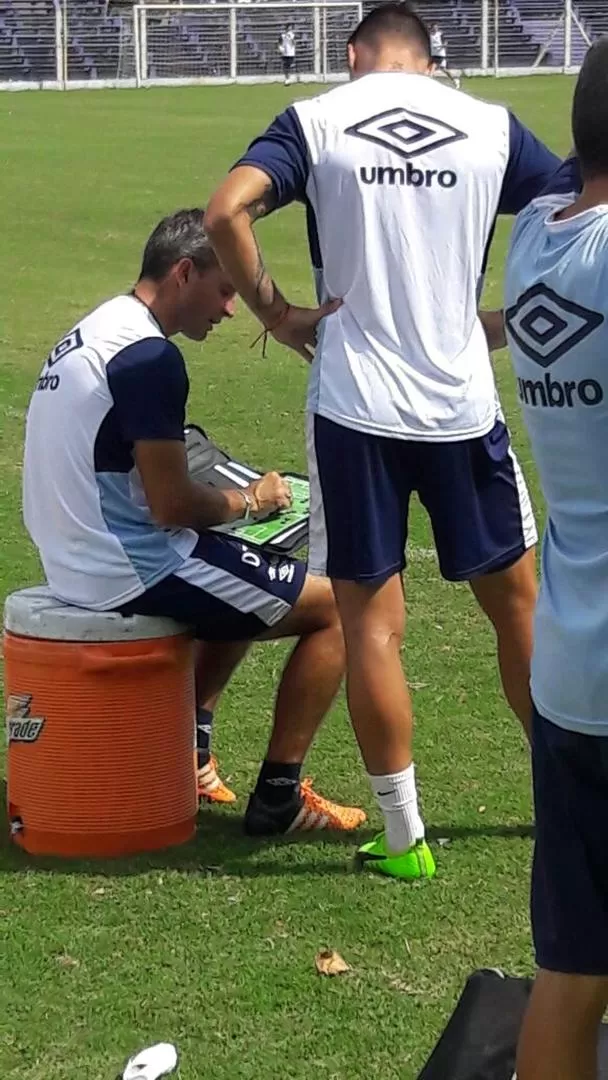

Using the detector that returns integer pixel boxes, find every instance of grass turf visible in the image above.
[0,75,574,1079]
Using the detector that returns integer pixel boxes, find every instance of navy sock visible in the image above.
[255,760,302,807]
[196,708,214,770]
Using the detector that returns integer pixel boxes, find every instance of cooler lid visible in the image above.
[3,586,188,642]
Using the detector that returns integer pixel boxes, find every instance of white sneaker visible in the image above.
[123,1044,178,1080]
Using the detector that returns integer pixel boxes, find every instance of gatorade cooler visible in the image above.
[3,586,197,858]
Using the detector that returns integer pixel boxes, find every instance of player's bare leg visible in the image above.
[516,970,608,1080]
[245,574,366,835]
[332,574,411,773]
[257,574,345,762]
[331,574,435,880]
[431,59,460,88]
[443,67,461,89]
[469,547,537,740]
[196,640,251,712]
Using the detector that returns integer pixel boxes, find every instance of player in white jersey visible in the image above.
[278,25,296,85]
[504,41,607,1080]
[23,209,366,837]
[204,2,564,880]
[429,22,460,89]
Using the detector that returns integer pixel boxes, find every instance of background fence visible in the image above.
[0,0,605,89]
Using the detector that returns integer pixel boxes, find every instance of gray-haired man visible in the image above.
[23,208,366,837]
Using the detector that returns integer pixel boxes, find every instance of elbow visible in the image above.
[149,494,189,531]
[203,200,235,242]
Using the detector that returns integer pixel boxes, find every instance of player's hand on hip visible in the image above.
[271,299,342,363]
[248,472,292,517]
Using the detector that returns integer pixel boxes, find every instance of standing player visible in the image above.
[278,24,296,85]
[429,22,460,89]
[204,3,564,881]
[505,41,608,1080]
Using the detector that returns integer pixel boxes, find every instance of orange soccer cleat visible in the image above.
[244,777,366,835]
[196,754,237,805]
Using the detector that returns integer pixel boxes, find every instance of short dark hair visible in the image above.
[572,37,608,179]
[139,208,218,281]
[348,2,430,59]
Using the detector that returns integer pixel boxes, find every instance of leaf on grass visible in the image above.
[55,953,79,969]
[92,887,106,897]
[315,949,351,977]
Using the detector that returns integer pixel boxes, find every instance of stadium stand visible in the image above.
[0,0,603,83]
[575,0,608,40]
[505,0,588,65]
[0,0,57,81]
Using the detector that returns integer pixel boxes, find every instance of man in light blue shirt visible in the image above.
[505,39,608,1080]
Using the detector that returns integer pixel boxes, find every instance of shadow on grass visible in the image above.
[0,783,534,879]
[0,785,376,878]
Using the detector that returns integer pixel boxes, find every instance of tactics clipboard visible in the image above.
[184,424,309,556]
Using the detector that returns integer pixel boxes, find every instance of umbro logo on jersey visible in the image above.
[345,107,468,160]
[506,284,604,367]
[346,106,466,188]
[506,284,604,409]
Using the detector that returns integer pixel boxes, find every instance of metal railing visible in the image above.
[0,0,602,89]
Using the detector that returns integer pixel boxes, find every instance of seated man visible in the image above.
[22,208,365,837]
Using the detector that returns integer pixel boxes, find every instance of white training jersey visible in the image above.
[23,295,197,610]
[279,31,295,57]
[430,29,446,56]
[505,185,608,736]
[237,73,561,441]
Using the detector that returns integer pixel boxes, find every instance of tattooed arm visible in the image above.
[205,163,340,362]
[206,113,341,361]
[204,165,289,329]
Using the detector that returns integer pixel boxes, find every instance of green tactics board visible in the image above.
[211,475,310,552]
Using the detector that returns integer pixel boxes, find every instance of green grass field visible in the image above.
[0,76,575,1080]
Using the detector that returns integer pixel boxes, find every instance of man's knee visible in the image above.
[298,573,341,631]
[262,572,340,639]
[332,574,406,646]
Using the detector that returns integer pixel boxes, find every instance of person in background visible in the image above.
[429,22,460,89]
[504,40,608,1080]
[278,24,296,85]
[22,208,366,838]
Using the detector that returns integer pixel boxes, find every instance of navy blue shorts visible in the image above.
[308,414,537,583]
[118,532,306,642]
[531,705,608,975]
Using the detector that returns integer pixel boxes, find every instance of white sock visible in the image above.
[369,764,425,854]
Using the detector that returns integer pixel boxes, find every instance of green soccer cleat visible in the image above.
[357,832,436,881]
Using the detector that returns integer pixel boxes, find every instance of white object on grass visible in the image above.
[122,1043,178,1080]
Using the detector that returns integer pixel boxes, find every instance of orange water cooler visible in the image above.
[3,586,197,858]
